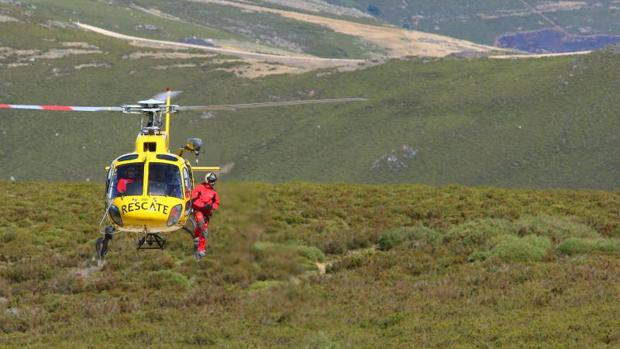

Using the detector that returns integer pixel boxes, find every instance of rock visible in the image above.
[371,154,408,172]
[371,145,417,172]
[401,145,418,159]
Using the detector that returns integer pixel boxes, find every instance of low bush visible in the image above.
[557,238,620,256]
[252,241,326,262]
[248,280,287,291]
[146,270,191,290]
[469,234,551,262]
[515,215,599,241]
[444,219,515,253]
[377,226,441,251]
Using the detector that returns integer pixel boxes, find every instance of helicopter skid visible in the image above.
[137,233,167,250]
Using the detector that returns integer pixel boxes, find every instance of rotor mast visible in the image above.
[165,88,172,151]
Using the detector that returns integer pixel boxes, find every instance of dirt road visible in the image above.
[76,23,364,69]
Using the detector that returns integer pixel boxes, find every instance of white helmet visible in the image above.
[205,172,217,185]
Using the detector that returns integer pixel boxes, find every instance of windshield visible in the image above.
[148,163,183,199]
[111,163,144,197]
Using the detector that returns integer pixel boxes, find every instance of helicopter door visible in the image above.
[105,167,113,199]
[182,167,192,199]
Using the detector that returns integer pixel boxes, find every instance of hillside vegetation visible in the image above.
[18,0,380,59]
[3,12,620,188]
[2,182,620,347]
[3,1,620,189]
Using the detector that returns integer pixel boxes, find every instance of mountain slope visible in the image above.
[2,2,620,189]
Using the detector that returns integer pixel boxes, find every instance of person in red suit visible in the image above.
[191,172,220,258]
[117,168,136,194]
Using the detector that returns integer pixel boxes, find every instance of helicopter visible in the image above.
[0,90,365,260]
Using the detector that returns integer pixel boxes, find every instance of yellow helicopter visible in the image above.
[0,90,365,260]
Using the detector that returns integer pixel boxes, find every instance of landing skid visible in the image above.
[95,226,115,262]
[137,233,167,250]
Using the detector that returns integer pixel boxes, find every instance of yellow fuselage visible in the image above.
[107,133,191,233]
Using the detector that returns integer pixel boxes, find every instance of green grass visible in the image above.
[2,182,620,347]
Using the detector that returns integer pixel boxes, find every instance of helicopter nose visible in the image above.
[116,199,174,227]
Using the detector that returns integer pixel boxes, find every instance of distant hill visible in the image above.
[10,0,494,60]
[325,0,620,52]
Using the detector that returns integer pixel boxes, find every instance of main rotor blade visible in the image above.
[0,104,123,112]
[151,90,182,102]
[177,97,367,111]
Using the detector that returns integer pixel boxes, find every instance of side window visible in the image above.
[105,168,111,198]
[183,167,192,198]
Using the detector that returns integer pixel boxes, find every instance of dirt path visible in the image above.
[490,50,592,59]
[76,22,364,69]
[190,0,498,57]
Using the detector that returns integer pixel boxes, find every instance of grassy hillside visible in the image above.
[2,182,620,347]
[15,0,382,58]
[3,3,620,189]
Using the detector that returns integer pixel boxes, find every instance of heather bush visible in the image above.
[377,226,441,251]
[557,238,620,256]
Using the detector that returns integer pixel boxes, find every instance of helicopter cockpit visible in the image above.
[107,161,189,198]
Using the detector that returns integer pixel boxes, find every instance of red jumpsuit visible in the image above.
[191,182,220,254]
[117,178,135,194]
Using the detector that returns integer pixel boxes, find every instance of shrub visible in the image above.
[326,249,375,273]
[444,219,515,253]
[248,280,286,291]
[515,215,599,241]
[557,238,620,256]
[3,262,54,283]
[252,241,326,262]
[297,245,326,262]
[489,235,551,262]
[469,234,551,262]
[146,270,190,290]
[378,226,441,251]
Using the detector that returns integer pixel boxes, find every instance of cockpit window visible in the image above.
[111,163,144,198]
[148,163,183,199]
